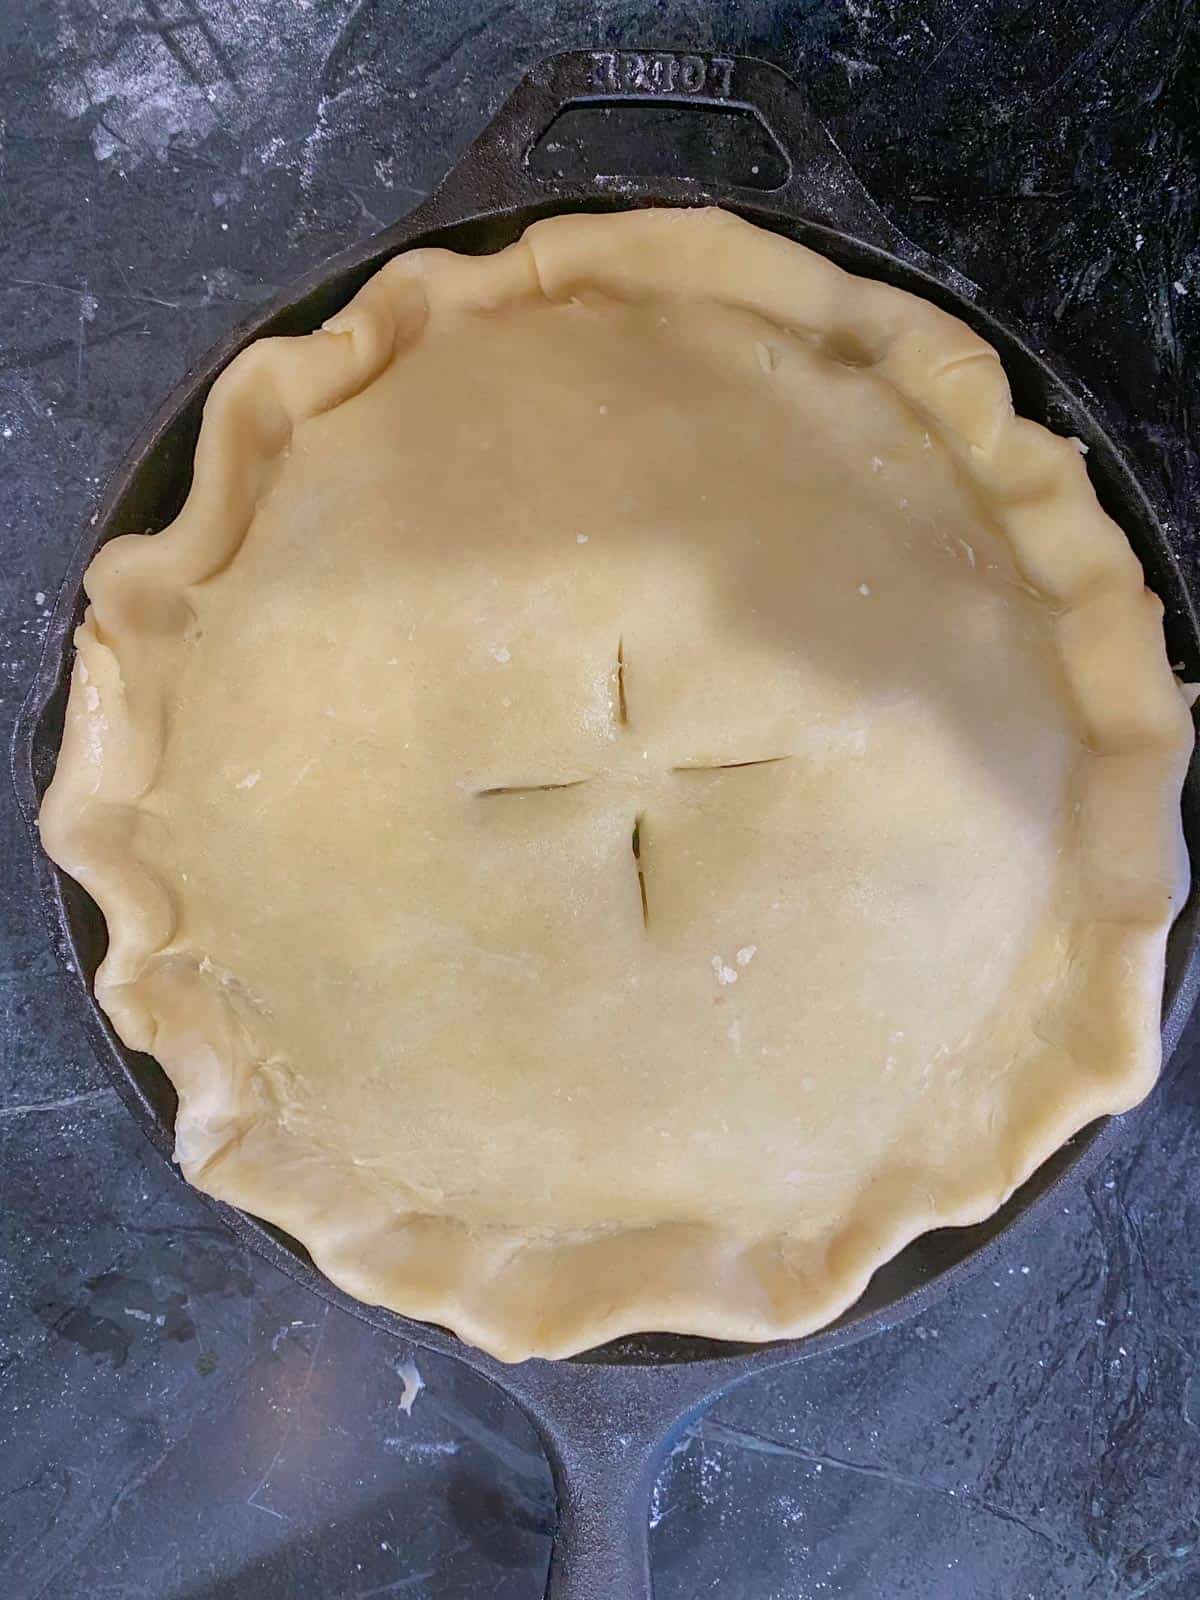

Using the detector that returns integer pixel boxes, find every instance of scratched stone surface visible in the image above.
[1,3,1198,1597]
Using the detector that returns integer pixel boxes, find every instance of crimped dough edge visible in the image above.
[41,208,1193,1361]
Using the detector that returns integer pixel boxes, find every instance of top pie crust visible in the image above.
[41,208,1192,1361]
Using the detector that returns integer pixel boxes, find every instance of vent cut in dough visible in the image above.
[41,208,1193,1361]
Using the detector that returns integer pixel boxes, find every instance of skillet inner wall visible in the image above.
[29,195,1200,1368]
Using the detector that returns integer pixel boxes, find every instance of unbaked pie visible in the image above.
[42,208,1192,1360]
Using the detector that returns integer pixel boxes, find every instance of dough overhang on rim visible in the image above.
[40,208,1193,1361]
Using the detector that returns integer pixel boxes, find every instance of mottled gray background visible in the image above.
[2,3,1198,1597]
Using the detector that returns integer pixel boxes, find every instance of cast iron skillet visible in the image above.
[12,50,1200,1599]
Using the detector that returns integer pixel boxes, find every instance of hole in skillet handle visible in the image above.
[515,50,838,206]
[528,101,789,191]
[521,49,795,195]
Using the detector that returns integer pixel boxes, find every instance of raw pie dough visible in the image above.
[42,208,1193,1361]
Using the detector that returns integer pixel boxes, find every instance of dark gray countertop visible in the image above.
[2,4,1198,1597]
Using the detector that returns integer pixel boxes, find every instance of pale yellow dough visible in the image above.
[41,208,1193,1361]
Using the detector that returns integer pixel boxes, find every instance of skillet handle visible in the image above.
[541,1423,659,1599]
[404,48,938,268]
[497,1357,733,1600]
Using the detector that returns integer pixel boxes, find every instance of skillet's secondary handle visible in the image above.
[408,49,929,267]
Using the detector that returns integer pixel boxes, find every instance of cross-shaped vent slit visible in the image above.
[470,634,791,935]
